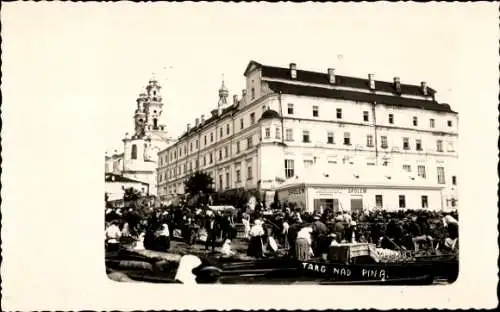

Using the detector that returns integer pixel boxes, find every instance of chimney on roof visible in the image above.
[328,68,336,84]
[195,118,199,127]
[201,114,205,123]
[187,123,191,132]
[289,63,297,79]
[368,74,375,90]
[233,94,238,105]
[421,81,428,96]
[394,77,401,94]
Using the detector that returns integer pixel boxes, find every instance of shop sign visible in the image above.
[347,187,367,194]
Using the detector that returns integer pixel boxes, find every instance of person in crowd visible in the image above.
[296,226,313,261]
[204,212,218,252]
[155,222,171,251]
[247,219,265,258]
[105,220,122,252]
[242,213,251,240]
[311,213,329,257]
[220,239,235,258]
[282,217,290,250]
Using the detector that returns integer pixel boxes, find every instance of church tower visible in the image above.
[217,76,229,115]
[122,77,173,196]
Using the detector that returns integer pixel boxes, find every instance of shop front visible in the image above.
[277,183,444,214]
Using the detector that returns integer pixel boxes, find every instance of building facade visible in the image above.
[157,61,458,210]
[105,173,150,202]
[105,78,174,196]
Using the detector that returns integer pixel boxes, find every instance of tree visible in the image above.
[184,171,215,204]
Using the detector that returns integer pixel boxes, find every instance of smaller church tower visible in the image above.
[217,75,229,115]
[144,78,164,132]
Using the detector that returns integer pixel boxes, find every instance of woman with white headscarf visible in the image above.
[296,226,313,261]
[247,219,265,258]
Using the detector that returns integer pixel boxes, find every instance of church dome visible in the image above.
[261,109,281,120]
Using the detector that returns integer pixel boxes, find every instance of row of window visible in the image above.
[283,159,455,185]
[280,129,454,152]
[375,194,430,209]
[160,161,255,192]
[162,111,261,164]
[286,103,454,128]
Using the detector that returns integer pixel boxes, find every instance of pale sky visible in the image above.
[3,3,498,154]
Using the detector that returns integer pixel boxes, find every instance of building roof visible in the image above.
[267,81,455,113]
[246,60,437,97]
[105,173,149,185]
[177,104,238,141]
[260,109,281,120]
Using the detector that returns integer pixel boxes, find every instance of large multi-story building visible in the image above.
[105,78,173,195]
[157,61,458,211]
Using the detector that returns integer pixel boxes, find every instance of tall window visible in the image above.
[209,152,213,164]
[224,146,228,157]
[413,116,418,126]
[247,137,253,149]
[304,159,314,168]
[236,169,241,182]
[236,141,240,154]
[366,135,374,147]
[203,155,207,166]
[302,130,311,143]
[287,104,294,115]
[190,142,193,152]
[131,144,137,159]
[204,135,207,146]
[284,159,295,178]
[285,128,293,141]
[276,127,281,140]
[219,175,223,190]
[327,132,335,144]
[240,118,244,130]
[388,114,394,124]
[421,196,429,208]
[447,120,453,127]
[312,106,319,117]
[452,175,457,185]
[226,172,230,189]
[250,113,255,125]
[219,149,223,160]
[436,140,443,152]
[418,165,426,178]
[375,195,383,209]
[336,108,342,119]
[210,133,214,142]
[363,111,369,122]
[247,165,253,179]
[251,87,255,100]
[416,139,422,151]
[265,127,271,138]
[381,136,388,149]
[402,164,411,172]
[429,118,435,128]
[437,167,445,184]
[399,195,406,208]
[226,124,230,135]
[195,140,199,149]
[403,137,410,150]
[343,132,351,145]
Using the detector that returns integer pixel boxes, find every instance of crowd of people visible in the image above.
[105,201,459,263]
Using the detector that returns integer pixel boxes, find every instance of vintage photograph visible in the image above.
[103,6,461,285]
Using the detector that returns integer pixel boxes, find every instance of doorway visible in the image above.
[350,196,363,214]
